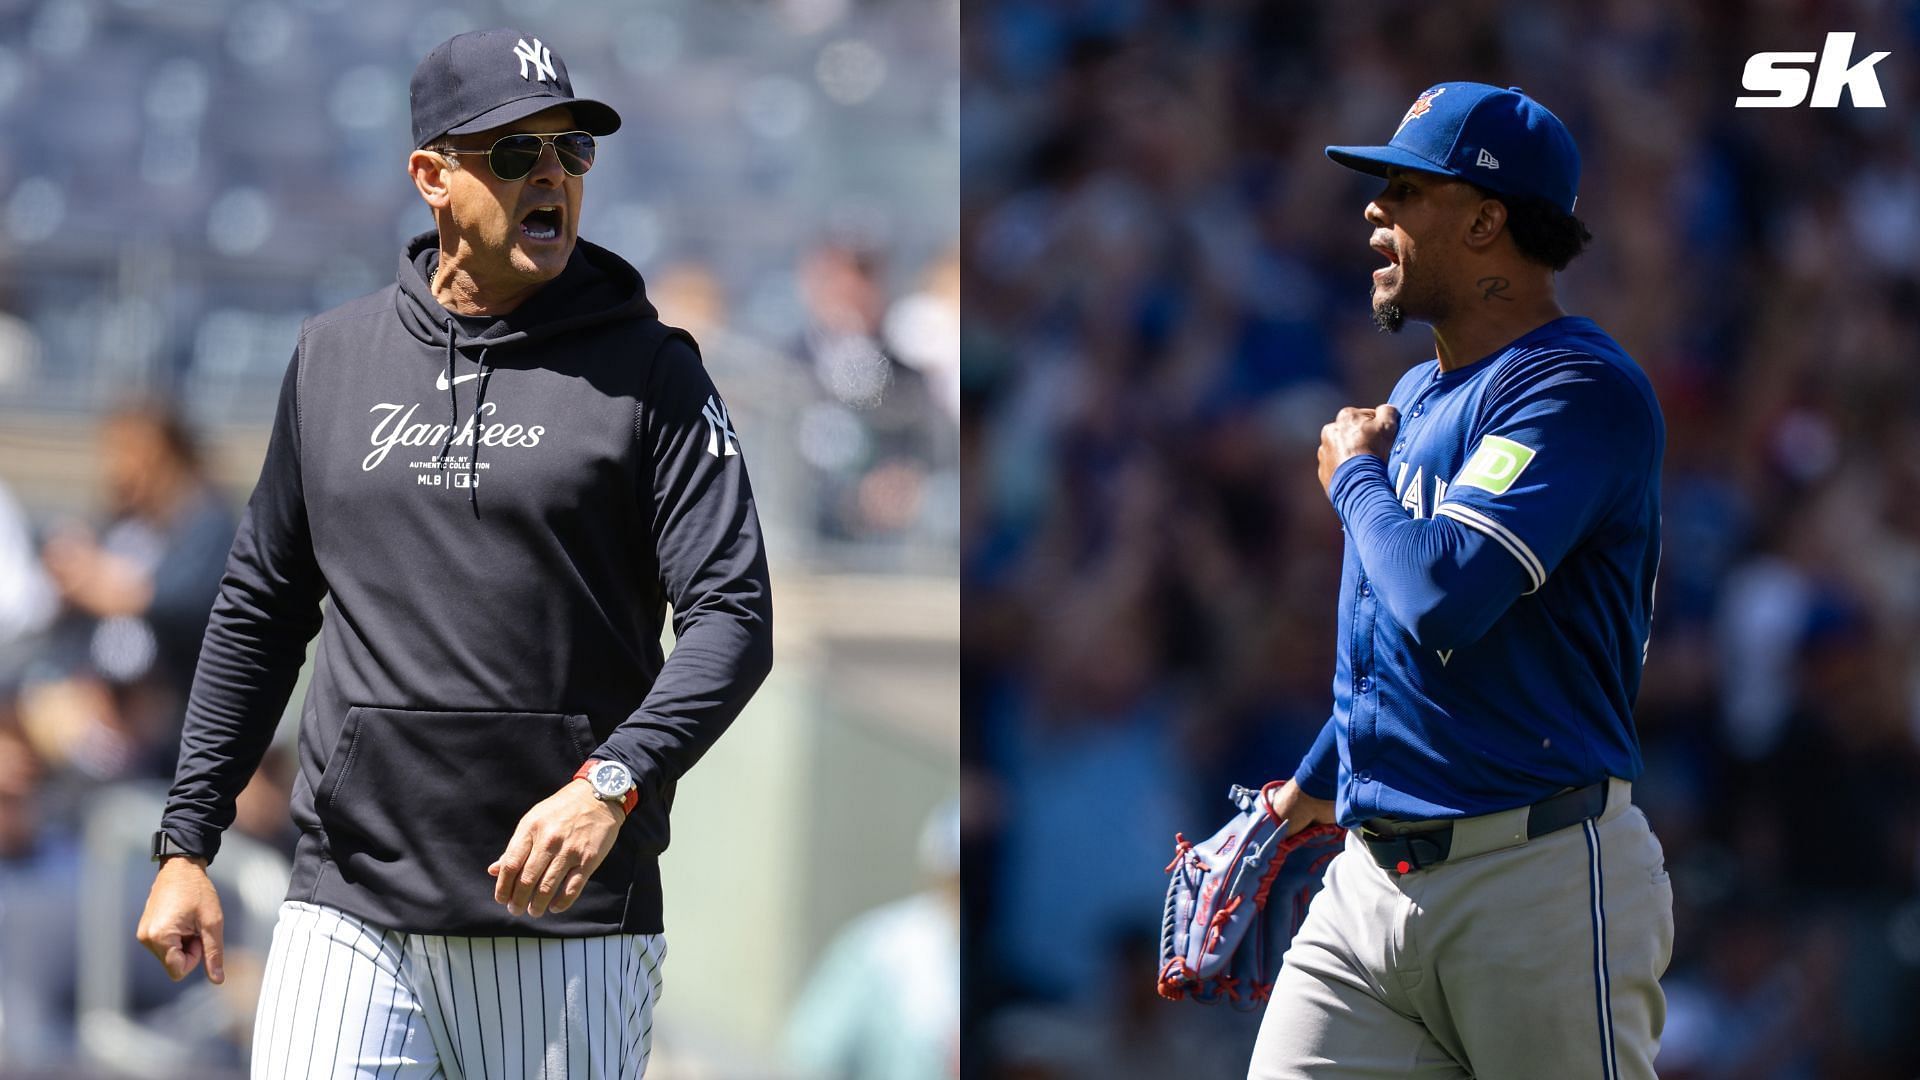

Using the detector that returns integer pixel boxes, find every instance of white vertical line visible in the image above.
[1585,820,1617,1080]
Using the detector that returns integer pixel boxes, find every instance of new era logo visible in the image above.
[1476,148,1499,169]
[514,37,557,83]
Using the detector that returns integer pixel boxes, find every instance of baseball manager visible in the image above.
[136,28,772,1079]
[1255,83,1673,1078]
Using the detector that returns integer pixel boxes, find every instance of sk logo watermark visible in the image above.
[514,38,557,83]
[1737,32,1889,108]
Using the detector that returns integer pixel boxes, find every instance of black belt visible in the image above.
[1359,781,1610,874]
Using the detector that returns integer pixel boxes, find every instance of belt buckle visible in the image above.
[1366,832,1422,875]
[1393,836,1421,875]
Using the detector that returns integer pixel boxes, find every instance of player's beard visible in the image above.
[1371,272,1407,333]
[1371,262,1440,334]
[1372,301,1405,333]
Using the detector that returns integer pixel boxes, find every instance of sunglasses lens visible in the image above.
[555,132,596,176]
[489,135,544,181]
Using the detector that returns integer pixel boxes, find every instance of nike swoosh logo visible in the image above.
[434,372,484,391]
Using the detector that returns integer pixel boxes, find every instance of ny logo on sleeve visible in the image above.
[702,395,740,458]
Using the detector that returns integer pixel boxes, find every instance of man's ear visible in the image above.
[1464,195,1508,253]
[408,150,454,210]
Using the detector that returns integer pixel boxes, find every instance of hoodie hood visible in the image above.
[395,230,659,350]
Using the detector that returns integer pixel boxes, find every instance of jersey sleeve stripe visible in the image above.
[1435,502,1547,593]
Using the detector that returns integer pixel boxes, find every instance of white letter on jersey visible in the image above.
[1398,465,1426,519]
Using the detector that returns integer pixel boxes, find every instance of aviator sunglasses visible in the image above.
[436,131,597,181]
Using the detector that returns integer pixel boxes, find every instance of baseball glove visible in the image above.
[1157,782,1345,1010]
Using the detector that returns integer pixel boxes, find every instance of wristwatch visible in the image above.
[150,830,203,863]
[573,759,638,815]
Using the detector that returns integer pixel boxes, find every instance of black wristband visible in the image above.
[150,830,203,863]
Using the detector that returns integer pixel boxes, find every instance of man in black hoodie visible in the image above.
[136,29,773,1078]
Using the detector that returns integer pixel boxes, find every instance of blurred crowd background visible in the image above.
[0,0,957,1077]
[962,1,1920,1078]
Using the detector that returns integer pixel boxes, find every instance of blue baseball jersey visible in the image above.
[1295,316,1664,824]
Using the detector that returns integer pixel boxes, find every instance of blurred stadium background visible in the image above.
[963,2,1920,1078]
[0,0,956,1077]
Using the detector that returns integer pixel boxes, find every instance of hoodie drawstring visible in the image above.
[468,360,491,515]
[439,319,458,484]
[436,316,492,515]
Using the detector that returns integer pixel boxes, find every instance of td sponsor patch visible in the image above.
[1456,434,1536,495]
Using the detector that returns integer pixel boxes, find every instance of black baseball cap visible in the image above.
[410,28,622,150]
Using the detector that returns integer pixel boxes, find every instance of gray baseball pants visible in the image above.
[1249,780,1673,1079]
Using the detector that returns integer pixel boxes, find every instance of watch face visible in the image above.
[592,761,633,796]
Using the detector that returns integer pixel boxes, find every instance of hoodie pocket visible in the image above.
[314,707,600,916]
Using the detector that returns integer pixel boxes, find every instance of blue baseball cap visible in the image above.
[410,28,621,150]
[1325,82,1581,215]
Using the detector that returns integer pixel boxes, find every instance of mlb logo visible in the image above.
[452,471,476,489]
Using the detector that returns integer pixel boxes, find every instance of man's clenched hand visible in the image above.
[1318,404,1400,495]
[137,856,227,984]
[1264,779,1338,838]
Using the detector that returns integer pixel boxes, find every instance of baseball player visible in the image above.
[135,29,773,1079]
[1253,83,1673,1078]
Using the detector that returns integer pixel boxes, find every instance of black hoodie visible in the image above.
[160,232,773,935]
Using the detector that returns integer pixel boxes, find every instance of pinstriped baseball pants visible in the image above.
[1249,799,1673,1079]
[251,901,666,1080]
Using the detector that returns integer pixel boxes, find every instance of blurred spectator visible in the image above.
[884,248,962,429]
[22,402,234,780]
[786,799,961,1080]
[0,479,56,686]
[0,725,81,1068]
[796,237,955,545]
[964,2,1920,1077]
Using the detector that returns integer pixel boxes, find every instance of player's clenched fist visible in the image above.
[489,780,627,918]
[136,856,226,984]
[1318,403,1400,495]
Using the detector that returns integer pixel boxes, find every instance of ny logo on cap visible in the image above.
[1395,87,1446,134]
[513,37,557,83]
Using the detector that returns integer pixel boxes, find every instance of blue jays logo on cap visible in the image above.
[1327,82,1581,215]
[1396,87,1446,134]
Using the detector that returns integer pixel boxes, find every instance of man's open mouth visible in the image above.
[521,206,563,241]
